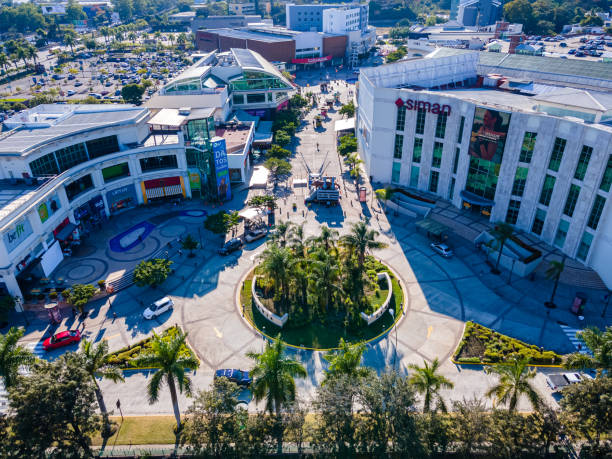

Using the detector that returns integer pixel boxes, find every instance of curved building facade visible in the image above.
[357,51,612,287]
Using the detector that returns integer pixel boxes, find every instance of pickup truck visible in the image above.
[546,372,583,391]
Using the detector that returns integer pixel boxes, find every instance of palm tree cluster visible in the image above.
[256,221,387,328]
[0,39,39,74]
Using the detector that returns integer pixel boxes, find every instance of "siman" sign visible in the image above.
[395,98,451,115]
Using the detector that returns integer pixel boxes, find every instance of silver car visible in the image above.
[143,296,173,320]
[430,243,453,258]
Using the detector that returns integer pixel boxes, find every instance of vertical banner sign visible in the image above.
[212,136,232,201]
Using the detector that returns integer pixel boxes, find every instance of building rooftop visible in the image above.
[216,123,252,154]
[0,105,148,156]
[202,28,295,43]
[0,178,53,221]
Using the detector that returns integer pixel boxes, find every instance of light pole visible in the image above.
[389,308,397,372]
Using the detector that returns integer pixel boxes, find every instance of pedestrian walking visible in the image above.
[72,307,77,318]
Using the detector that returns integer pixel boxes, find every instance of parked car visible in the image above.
[218,237,243,255]
[66,89,75,96]
[214,368,252,387]
[245,228,267,243]
[143,296,174,320]
[430,242,453,258]
[546,372,585,391]
[74,81,83,87]
[43,330,81,351]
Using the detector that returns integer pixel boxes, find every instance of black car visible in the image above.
[218,238,243,255]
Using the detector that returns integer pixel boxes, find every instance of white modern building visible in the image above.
[357,49,612,287]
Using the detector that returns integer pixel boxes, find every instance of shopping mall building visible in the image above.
[357,49,612,287]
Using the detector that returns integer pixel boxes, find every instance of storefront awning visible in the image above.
[239,207,267,221]
[55,222,77,241]
[334,117,355,132]
[460,190,495,207]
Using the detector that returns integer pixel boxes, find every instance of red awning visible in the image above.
[291,56,332,64]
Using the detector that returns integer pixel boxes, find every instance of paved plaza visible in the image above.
[9,71,611,417]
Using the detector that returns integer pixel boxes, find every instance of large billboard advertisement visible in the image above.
[3,216,33,253]
[212,137,232,201]
[106,184,137,214]
[468,107,511,164]
[37,193,61,224]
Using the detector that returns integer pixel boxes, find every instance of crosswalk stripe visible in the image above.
[559,325,592,355]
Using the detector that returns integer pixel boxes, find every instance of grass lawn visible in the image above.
[242,271,404,350]
[91,416,177,446]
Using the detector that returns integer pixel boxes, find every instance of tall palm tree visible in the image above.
[484,357,541,412]
[0,327,36,388]
[16,46,28,68]
[247,335,307,453]
[488,222,514,274]
[309,256,341,314]
[79,339,124,437]
[564,326,612,377]
[272,221,292,247]
[128,31,137,43]
[100,26,110,45]
[288,223,306,257]
[408,358,454,412]
[25,44,37,65]
[375,187,394,210]
[322,338,370,384]
[0,53,9,74]
[259,244,294,310]
[131,330,199,430]
[545,257,565,308]
[308,224,339,253]
[63,32,76,55]
[340,221,387,269]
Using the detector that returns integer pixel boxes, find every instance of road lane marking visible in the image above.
[427,326,433,339]
[214,327,223,338]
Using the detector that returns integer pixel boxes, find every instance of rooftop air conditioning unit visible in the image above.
[178,107,191,115]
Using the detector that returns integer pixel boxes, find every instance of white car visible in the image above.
[143,297,173,320]
[245,228,267,243]
[430,242,453,258]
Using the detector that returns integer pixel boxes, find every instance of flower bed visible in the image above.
[105,326,196,369]
[453,321,563,365]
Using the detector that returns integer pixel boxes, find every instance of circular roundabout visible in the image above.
[238,256,407,351]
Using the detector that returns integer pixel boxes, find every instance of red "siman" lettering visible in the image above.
[395,98,451,115]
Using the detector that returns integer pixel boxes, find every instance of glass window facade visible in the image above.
[574,145,592,181]
[65,174,94,201]
[576,231,594,261]
[86,135,119,160]
[410,166,419,187]
[140,155,178,172]
[229,71,291,91]
[415,109,426,135]
[435,113,447,139]
[186,118,214,149]
[457,116,465,144]
[453,147,460,174]
[548,137,566,172]
[531,208,546,235]
[465,157,499,201]
[391,162,401,183]
[519,132,537,163]
[29,152,59,177]
[429,170,439,193]
[599,155,612,192]
[587,195,606,230]
[554,219,569,248]
[393,134,404,159]
[539,175,556,206]
[412,138,422,163]
[511,167,529,197]
[563,184,581,217]
[233,94,245,104]
[432,142,443,168]
[449,177,455,200]
[396,105,406,131]
[505,200,521,224]
[246,93,266,104]
[102,162,130,182]
[56,143,88,172]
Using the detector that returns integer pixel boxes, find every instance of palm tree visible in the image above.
[100,26,110,45]
[0,327,36,388]
[25,44,37,66]
[131,329,199,430]
[488,222,514,274]
[16,46,28,68]
[272,221,292,247]
[128,31,137,43]
[309,256,342,314]
[564,326,612,377]
[544,257,565,308]
[308,224,338,253]
[346,152,362,172]
[322,338,370,384]
[484,357,541,412]
[79,339,124,438]
[375,187,394,211]
[0,53,9,74]
[9,53,19,71]
[259,244,294,311]
[180,234,198,258]
[408,358,454,412]
[247,335,307,453]
[63,32,76,55]
[340,221,387,269]
[177,33,187,47]
[288,223,306,257]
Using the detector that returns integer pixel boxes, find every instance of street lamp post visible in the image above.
[389,309,397,372]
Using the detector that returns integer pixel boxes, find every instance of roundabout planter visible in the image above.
[239,258,406,351]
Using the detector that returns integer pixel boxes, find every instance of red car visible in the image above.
[43,330,81,351]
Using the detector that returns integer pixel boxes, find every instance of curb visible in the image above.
[451,358,564,368]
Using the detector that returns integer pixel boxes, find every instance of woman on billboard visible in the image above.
[469,109,509,162]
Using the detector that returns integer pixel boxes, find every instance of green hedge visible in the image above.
[454,321,563,365]
[105,326,195,369]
